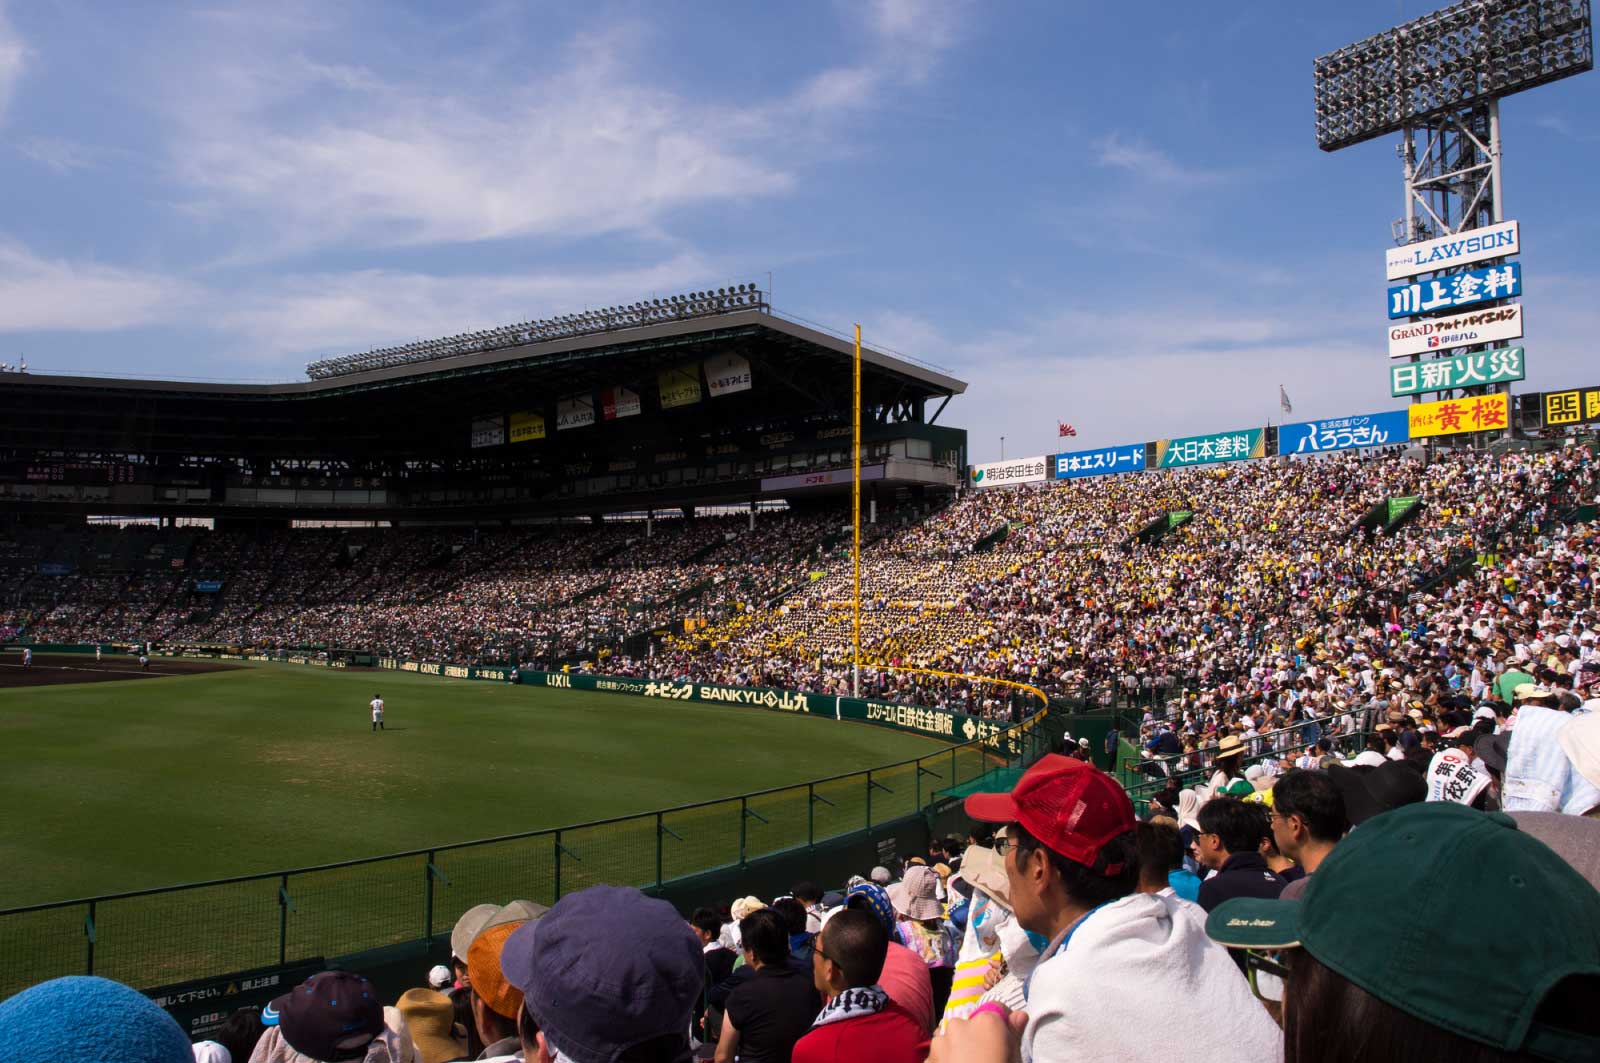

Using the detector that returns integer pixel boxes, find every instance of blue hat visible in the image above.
[0,976,191,1063]
[501,885,703,1063]
[845,882,897,936]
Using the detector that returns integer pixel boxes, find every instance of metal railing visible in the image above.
[0,706,1054,1000]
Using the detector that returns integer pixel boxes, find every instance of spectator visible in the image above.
[952,754,1280,1062]
[1135,820,1200,906]
[792,881,825,934]
[1206,802,1600,1062]
[396,989,468,1063]
[500,884,704,1063]
[716,907,821,1063]
[1270,770,1349,901]
[0,975,192,1063]
[1327,760,1427,825]
[468,916,538,1060]
[689,906,736,1044]
[1195,799,1285,913]
[256,971,414,1063]
[772,897,816,967]
[888,864,958,1019]
[844,882,936,1035]
[794,909,928,1063]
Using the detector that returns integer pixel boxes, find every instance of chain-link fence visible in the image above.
[0,708,1053,1000]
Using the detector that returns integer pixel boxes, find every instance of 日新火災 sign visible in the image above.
[1388,263,1520,320]
[1408,393,1509,438]
[1278,411,1410,454]
[1387,304,1523,358]
[1385,220,1519,281]
[1051,445,1145,480]
[1390,348,1524,397]
[1156,429,1265,468]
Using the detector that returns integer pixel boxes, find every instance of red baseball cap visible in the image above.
[964,754,1135,874]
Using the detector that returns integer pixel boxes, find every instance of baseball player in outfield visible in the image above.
[371,693,385,733]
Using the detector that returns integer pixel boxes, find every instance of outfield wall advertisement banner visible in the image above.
[1051,444,1145,480]
[1544,386,1600,427]
[1387,305,1523,358]
[1387,262,1521,320]
[469,416,504,448]
[970,456,1047,488]
[705,353,753,397]
[1408,393,1510,438]
[1390,348,1525,396]
[659,364,702,409]
[1156,428,1265,468]
[509,410,546,443]
[1385,220,1520,280]
[1278,411,1410,454]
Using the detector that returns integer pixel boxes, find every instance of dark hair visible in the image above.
[1272,770,1349,842]
[690,906,724,938]
[967,825,995,848]
[739,908,790,967]
[1196,797,1270,855]
[218,1006,266,1063]
[1010,821,1138,909]
[791,880,821,904]
[820,909,888,989]
[1134,821,1183,887]
[1282,950,1600,1063]
[771,897,808,935]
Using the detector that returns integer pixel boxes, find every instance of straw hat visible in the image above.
[396,989,466,1063]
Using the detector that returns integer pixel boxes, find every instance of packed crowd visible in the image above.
[7,721,1598,1063]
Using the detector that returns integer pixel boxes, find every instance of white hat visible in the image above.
[427,964,453,990]
[1474,706,1499,721]
[1347,750,1388,768]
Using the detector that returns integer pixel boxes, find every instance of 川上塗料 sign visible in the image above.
[1408,393,1509,438]
[1051,445,1145,480]
[1385,220,1519,280]
[1278,410,1410,454]
[970,457,1047,487]
[1156,429,1264,468]
[1391,348,1524,397]
[1388,305,1523,358]
[1388,262,1520,320]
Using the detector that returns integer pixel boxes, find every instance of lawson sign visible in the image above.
[1278,410,1410,455]
[1385,220,1519,281]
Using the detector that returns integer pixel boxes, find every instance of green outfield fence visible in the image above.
[0,675,1062,1003]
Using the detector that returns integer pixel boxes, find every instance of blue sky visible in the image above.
[0,1,1594,462]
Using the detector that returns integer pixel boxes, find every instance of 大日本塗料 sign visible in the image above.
[1388,262,1520,320]
[1156,429,1265,468]
[1385,220,1519,281]
[1387,305,1523,358]
[1407,393,1509,438]
[1390,348,1524,397]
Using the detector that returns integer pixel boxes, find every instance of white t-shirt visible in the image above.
[370,698,384,720]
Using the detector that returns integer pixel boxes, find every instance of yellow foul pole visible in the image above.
[852,323,862,699]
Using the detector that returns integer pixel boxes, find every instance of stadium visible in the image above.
[2,2,1600,1061]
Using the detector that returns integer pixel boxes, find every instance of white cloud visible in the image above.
[1094,132,1223,185]
[16,136,107,174]
[0,240,197,332]
[0,6,26,123]
[790,0,966,116]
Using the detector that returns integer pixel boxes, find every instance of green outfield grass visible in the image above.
[0,662,950,910]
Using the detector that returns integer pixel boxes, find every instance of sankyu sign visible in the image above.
[1387,262,1521,320]
[1385,220,1519,280]
[970,456,1047,488]
[1388,305,1524,358]
[1278,410,1410,454]
[1052,444,1145,480]
[1391,348,1525,397]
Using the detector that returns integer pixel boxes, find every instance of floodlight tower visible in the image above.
[1313,0,1592,430]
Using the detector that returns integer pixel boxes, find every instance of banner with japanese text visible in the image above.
[705,353,753,397]
[556,394,595,431]
[1387,305,1524,358]
[1543,386,1600,427]
[509,410,546,443]
[1384,219,1519,280]
[469,416,504,448]
[599,387,641,421]
[1387,262,1521,320]
[970,456,1047,488]
[1051,444,1145,480]
[1390,348,1524,396]
[1278,410,1410,454]
[658,364,702,409]
[1407,393,1510,438]
[1155,428,1265,468]
[1388,496,1420,523]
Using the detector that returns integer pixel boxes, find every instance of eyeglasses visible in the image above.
[1245,950,1290,1004]
[809,940,837,965]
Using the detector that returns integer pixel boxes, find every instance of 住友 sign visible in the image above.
[1156,429,1265,468]
[1408,393,1509,438]
[970,457,1047,488]
[1051,445,1145,480]
[1390,348,1524,397]
[1278,411,1410,454]
[1388,305,1524,358]
[1385,220,1519,280]
[1388,262,1521,319]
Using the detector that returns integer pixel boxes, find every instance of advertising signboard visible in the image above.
[1408,393,1510,438]
[1543,386,1600,428]
[509,410,546,443]
[969,456,1048,488]
[1155,429,1265,468]
[760,465,887,492]
[1051,444,1145,480]
[705,353,753,397]
[1384,220,1519,280]
[1390,348,1524,396]
[1387,304,1523,358]
[658,364,702,409]
[599,387,641,421]
[556,395,595,431]
[469,416,504,448]
[1388,262,1520,319]
[1278,410,1410,454]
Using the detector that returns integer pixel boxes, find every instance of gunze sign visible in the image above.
[1387,304,1524,358]
[1388,262,1521,320]
[1384,220,1519,281]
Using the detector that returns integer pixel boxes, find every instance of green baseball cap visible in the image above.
[1206,802,1600,1061]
